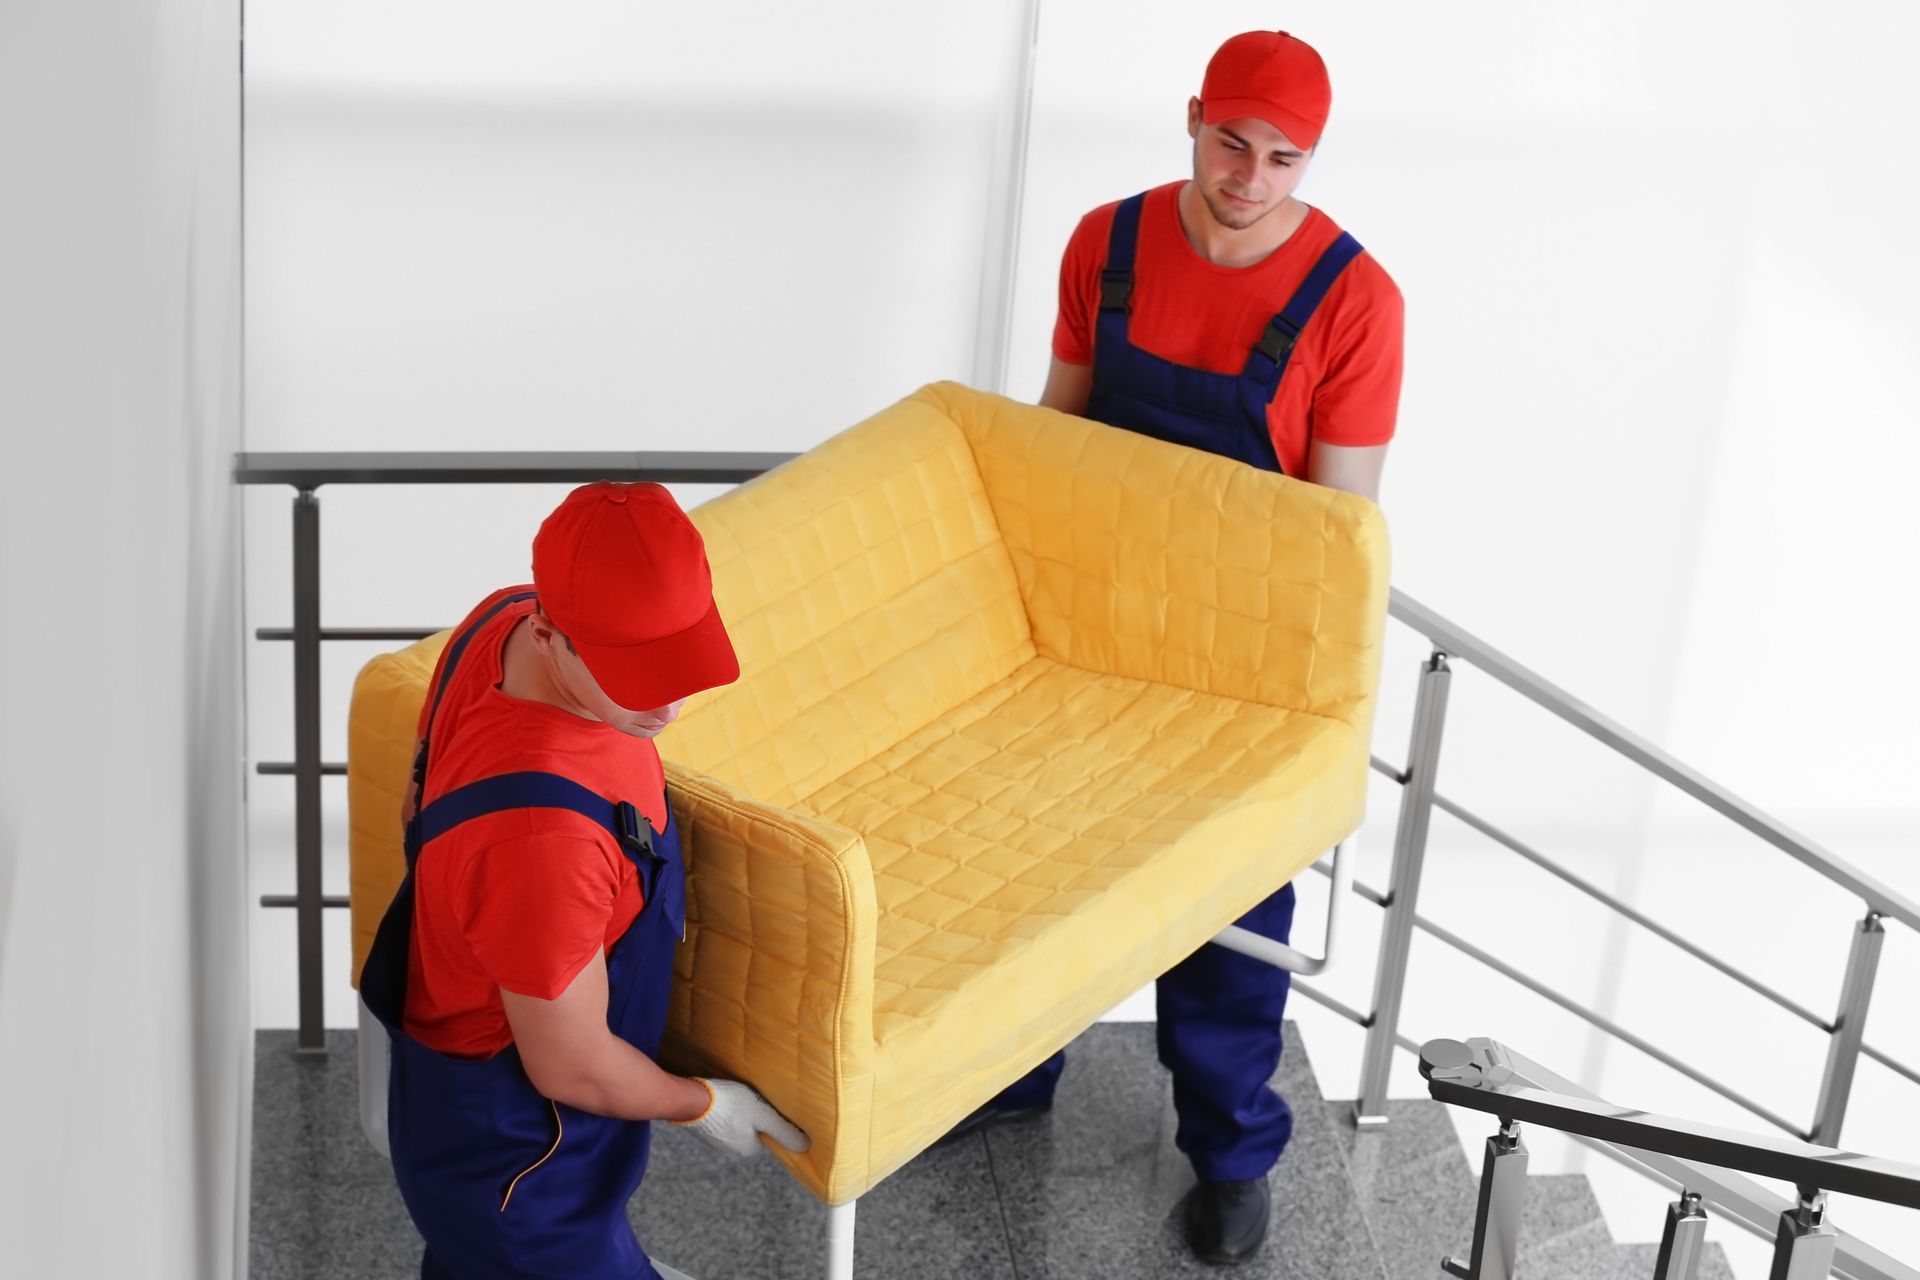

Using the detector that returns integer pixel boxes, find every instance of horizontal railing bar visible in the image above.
[1431,791,1835,1032]
[1424,1038,1920,1209]
[261,895,348,909]
[1444,1080,1916,1207]
[1290,980,1372,1029]
[257,762,346,777]
[233,450,797,488]
[1863,1042,1920,1091]
[1369,755,1409,785]
[256,627,443,642]
[1388,588,1920,934]
[1412,913,1808,1137]
[1306,859,1389,909]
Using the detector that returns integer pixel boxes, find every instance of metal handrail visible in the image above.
[1314,856,1814,1137]
[1422,1038,1920,1207]
[1573,1132,1918,1280]
[232,450,794,487]
[1415,913,1809,1138]
[1389,588,1920,934]
[1354,609,1915,1155]
[1431,791,1835,1032]
[1420,1036,1920,1280]
[1866,1043,1920,1091]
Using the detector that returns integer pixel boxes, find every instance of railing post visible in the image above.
[1809,911,1884,1146]
[1354,649,1452,1126]
[1768,1189,1837,1280]
[1654,1190,1708,1280]
[1440,1118,1527,1280]
[293,488,326,1055]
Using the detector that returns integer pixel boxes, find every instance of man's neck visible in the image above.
[1176,183,1309,269]
[497,616,577,715]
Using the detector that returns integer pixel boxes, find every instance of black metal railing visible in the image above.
[1419,1036,1920,1280]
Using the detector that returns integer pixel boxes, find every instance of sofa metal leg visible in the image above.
[1209,837,1354,977]
[827,1198,857,1280]
[356,996,391,1159]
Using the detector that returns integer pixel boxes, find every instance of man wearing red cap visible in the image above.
[956,31,1403,1265]
[360,482,807,1279]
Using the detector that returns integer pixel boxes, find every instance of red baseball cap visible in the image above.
[531,481,739,712]
[1200,30,1332,151]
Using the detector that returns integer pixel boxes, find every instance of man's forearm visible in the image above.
[538,1033,710,1122]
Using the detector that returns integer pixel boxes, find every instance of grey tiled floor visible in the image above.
[250,1022,1390,1279]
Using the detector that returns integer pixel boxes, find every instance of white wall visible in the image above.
[240,0,1035,1028]
[0,2,247,1277]
[240,3,1918,1273]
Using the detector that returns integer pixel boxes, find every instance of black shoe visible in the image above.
[1182,1177,1272,1265]
[931,1099,1052,1149]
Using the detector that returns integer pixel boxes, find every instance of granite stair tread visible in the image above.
[250,1022,1741,1280]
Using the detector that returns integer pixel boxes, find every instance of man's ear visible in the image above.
[1187,96,1203,139]
[526,608,563,655]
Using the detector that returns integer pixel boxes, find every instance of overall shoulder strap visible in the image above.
[409,590,538,804]
[1099,192,1147,315]
[412,770,658,872]
[1247,232,1366,379]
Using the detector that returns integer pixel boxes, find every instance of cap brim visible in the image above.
[1202,97,1320,150]
[572,597,741,712]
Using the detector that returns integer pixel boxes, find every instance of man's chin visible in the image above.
[1206,194,1269,230]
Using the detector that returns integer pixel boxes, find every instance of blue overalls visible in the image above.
[1002,191,1364,1184]
[360,591,687,1279]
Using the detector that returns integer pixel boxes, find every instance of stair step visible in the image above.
[913,1020,1390,1279]
[1517,1174,1607,1252]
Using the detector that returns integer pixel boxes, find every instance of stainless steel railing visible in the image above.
[1284,592,1920,1152]
[235,448,1920,1165]
[1418,1036,1920,1280]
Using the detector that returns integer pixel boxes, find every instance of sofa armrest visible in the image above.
[940,382,1391,735]
[659,762,879,1203]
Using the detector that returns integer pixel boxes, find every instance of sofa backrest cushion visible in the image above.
[666,393,1036,809]
[949,383,1390,736]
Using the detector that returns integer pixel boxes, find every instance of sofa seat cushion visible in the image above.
[796,654,1365,1171]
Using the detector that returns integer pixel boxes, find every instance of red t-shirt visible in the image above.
[402,587,665,1059]
[1052,181,1404,479]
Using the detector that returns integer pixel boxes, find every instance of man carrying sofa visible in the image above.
[945,29,1404,1266]
[359,481,807,1279]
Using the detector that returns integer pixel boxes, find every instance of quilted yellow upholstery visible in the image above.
[346,381,1389,1205]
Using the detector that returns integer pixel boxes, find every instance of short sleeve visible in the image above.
[1050,211,1107,366]
[1309,261,1405,448]
[455,833,622,1000]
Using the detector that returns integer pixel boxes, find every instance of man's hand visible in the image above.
[674,1079,810,1157]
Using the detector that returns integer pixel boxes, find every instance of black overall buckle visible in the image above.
[614,799,669,905]
[614,800,654,859]
[1099,269,1133,313]
[1254,316,1301,364]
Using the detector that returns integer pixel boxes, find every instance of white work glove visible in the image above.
[674,1078,810,1158]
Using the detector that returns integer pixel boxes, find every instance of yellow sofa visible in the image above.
[348,381,1389,1206]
